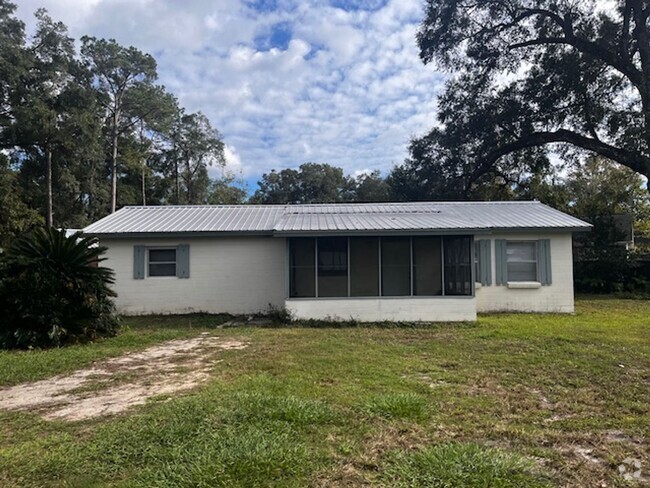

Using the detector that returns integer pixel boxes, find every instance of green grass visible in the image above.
[364,393,429,420]
[0,298,648,487]
[384,443,551,487]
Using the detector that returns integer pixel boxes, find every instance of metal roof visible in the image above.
[82,202,591,236]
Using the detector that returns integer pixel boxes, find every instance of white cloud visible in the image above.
[15,0,445,180]
[223,144,245,175]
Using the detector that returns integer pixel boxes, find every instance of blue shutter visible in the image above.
[495,239,507,285]
[539,239,552,285]
[177,244,190,279]
[133,245,145,279]
[479,239,492,286]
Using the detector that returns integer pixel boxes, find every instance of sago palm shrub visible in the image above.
[0,228,120,348]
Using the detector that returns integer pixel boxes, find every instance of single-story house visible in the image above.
[82,201,591,322]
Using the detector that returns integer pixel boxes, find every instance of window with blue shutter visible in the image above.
[496,239,552,285]
[136,246,191,278]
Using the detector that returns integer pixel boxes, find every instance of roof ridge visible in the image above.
[120,200,542,210]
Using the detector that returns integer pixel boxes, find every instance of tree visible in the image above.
[537,156,650,293]
[252,163,353,204]
[80,37,157,213]
[208,174,248,204]
[0,155,42,248]
[565,156,650,219]
[11,9,75,227]
[0,228,119,349]
[0,5,228,227]
[414,0,650,196]
[120,83,178,206]
[353,170,390,202]
[0,0,27,135]
[162,112,225,204]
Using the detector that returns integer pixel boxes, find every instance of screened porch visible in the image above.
[287,235,474,300]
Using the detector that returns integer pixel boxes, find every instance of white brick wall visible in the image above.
[102,236,286,315]
[101,231,576,318]
[475,232,575,313]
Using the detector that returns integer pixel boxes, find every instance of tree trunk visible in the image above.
[175,160,180,204]
[110,110,119,213]
[46,144,53,228]
[139,121,147,206]
[141,164,146,206]
[88,164,94,221]
[185,159,192,204]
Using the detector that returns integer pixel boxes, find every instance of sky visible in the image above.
[14,0,445,190]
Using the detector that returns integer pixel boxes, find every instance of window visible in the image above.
[413,237,442,295]
[444,236,472,296]
[317,237,348,297]
[289,238,316,297]
[381,237,411,296]
[350,237,379,296]
[148,248,176,277]
[506,241,538,282]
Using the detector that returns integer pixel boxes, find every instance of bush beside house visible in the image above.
[0,228,120,349]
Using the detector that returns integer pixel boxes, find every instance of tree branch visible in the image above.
[469,129,650,186]
[508,37,644,90]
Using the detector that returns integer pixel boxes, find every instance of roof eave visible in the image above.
[82,230,275,239]
[272,226,592,236]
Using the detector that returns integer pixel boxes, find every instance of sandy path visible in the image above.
[0,333,248,421]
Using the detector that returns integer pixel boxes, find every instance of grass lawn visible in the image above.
[0,298,648,487]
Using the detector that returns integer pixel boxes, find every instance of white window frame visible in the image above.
[506,240,539,283]
[147,247,177,278]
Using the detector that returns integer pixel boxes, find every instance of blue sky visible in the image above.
[16,0,445,191]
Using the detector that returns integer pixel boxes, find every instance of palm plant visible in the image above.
[0,228,120,348]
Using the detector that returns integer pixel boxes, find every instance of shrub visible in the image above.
[0,228,120,349]
[265,304,293,325]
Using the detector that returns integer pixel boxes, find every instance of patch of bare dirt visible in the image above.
[0,333,248,421]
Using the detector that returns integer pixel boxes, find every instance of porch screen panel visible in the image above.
[289,238,315,298]
[443,236,472,296]
[413,237,442,295]
[317,237,348,297]
[350,237,379,296]
[381,237,411,296]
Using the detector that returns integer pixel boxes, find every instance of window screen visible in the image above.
[506,241,538,282]
[289,238,316,297]
[148,248,176,277]
[443,236,472,296]
[317,237,348,297]
[381,237,411,296]
[350,237,379,296]
[413,237,442,296]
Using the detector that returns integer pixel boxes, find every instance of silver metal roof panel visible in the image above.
[82,202,591,236]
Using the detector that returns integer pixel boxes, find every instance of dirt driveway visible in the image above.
[0,333,248,421]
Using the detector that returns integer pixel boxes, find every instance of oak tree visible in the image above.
[411,0,650,197]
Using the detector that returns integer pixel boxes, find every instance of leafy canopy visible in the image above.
[407,0,650,198]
